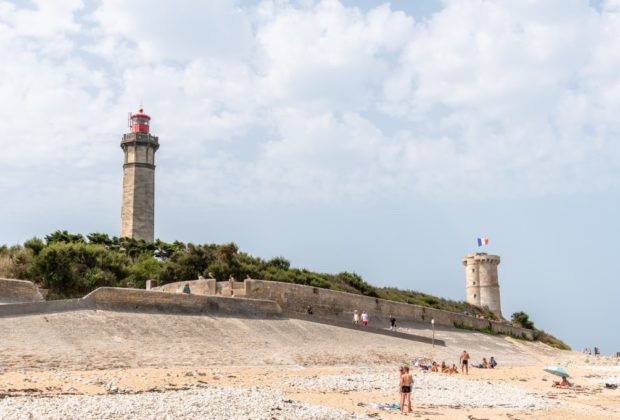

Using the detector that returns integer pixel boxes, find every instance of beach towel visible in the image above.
[357,402,400,411]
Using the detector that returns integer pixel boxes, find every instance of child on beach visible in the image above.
[399,365,413,413]
[353,310,359,324]
[361,311,369,326]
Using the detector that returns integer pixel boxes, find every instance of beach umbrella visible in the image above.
[544,366,570,378]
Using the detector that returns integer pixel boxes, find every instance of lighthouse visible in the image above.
[120,109,159,242]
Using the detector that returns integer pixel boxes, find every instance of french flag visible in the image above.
[477,237,489,247]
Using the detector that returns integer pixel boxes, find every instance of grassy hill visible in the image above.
[0,231,569,349]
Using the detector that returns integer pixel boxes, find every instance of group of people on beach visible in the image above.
[428,361,459,374]
[397,350,499,413]
[582,346,600,356]
[414,350,496,376]
[352,310,369,326]
[352,310,398,330]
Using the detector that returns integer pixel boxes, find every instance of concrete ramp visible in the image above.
[288,313,446,346]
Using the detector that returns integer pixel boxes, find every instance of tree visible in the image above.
[29,242,130,298]
[23,237,45,255]
[267,256,290,270]
[45,230,85,244]
[87,233,113,246]
[511,311,535,330]
[126,255,163,288]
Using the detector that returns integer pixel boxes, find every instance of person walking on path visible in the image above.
[361,311,369,326]
[460,350,470,375]
[353,310,359,324]
[399,365,414,413]
[182,283,191,294]
[389,315,396,331]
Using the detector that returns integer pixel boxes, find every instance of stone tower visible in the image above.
[461,253,502,319]
[120,109,159,242]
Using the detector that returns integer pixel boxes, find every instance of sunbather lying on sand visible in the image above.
[553,377,583,389]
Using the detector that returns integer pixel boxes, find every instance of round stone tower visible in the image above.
[120,109,159,242]
[461,253,502,319]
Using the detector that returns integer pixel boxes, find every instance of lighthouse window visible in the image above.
[474,294,477,298]
[133,118,149,125]
[471,268,475,273]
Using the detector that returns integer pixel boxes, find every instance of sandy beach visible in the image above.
[1,310,618,419]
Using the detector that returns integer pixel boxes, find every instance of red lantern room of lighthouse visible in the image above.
[128,109,151,133]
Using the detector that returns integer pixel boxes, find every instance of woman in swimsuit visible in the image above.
[399,365,413,413]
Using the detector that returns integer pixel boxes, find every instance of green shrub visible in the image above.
[511,311,535,329]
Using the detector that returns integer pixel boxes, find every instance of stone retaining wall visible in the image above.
[0,287,281,318]
[87,288,280,317]
[0,278,44,304]
[245,280,533,339]
[151,279,216,295]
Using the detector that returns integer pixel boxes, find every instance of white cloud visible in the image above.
[2,0,620,213]
[92,0,254,62]
[0,0,83,37]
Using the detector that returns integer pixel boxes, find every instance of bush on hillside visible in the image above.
[0,231,569,349]
[511,311,535,329]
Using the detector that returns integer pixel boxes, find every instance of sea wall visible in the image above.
[245,280,533,339]
[0,298,90,317]
[0,278,44,304]
[0,287,281,318]
[87,288,279,317]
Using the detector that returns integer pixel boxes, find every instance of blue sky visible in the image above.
[1,0,619,354]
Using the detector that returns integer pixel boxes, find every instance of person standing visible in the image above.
[353,310,359,324]
[182,283,191,294]
[399,365,413,413]
[460,350,470,375]
[361,311,369,326]
[389,315,396,331]
[228,275,235,296]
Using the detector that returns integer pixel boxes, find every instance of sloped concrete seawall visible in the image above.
[87,288,280,317]
[245,280,533,339]
[0,288,281,318]
[0,278,44,304]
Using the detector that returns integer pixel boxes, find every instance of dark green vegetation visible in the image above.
[511,311,571,350]
[1,232,489,315]
[0,231,567,348]
[511,311,535,330]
